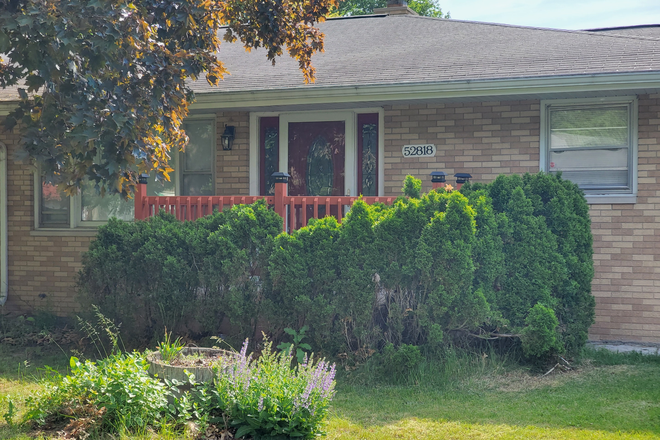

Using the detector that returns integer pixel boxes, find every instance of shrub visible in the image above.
[380,343,422,380]
[480,173,594,354]
[521,303,562,358]
[78,173,594,361]
[402,175,422,198]
[23,353,170,433]
[267,216,343,353]
[78,199,282,343]
[212,339,336,439]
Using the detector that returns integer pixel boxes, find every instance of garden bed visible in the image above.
[147,347,236,383]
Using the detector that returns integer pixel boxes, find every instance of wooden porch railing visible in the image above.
[134,171,471,231]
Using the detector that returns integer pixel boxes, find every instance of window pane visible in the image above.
[358,114,378,197]
[264,126,279,195]
[549,148,629,190]
[147,174,176,197]
[182,174,213,196]
[361,123,378,196]
[81,181,134,221]
[550,107,628,149]
[550,169,629,190]
[40,179,69,227]
[184,121,214,172]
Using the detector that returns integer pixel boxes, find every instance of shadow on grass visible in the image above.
[332,351,660,436]
[0,344,70,382]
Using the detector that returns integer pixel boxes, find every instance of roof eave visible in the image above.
[191,71,660,110]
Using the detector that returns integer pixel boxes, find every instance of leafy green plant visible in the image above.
[158,329,185,363]
[402,175,422,198]
[379,343,422,381]
[521,303,562,358]
[78,172,594,361]
[79,200,282,344]
[1,395,16,427]
[22,353,170,434]
[277,326,313,364]
[213,338,336,439]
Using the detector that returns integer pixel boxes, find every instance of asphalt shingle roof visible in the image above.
[586,25,660,39]
[1,15,659,102]
[188,15,660,94]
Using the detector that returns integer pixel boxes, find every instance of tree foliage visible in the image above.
[335,0,449,18]
[0,0,336,196]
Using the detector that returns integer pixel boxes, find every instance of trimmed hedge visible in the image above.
[78,173,594,359]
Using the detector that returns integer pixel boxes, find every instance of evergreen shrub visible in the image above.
[79,173,594,360]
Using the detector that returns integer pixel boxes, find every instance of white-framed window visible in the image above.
[35,117,216,229]
[540,97,638,204]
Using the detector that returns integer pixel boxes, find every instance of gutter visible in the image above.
[191,71,660,110]
[0,142,6,306]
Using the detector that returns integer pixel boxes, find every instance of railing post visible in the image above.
[430,171,446,191]
[454,173,472,191]
[134,173,149,220]
[272,172,290,231]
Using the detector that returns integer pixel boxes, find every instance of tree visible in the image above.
[335,0,449,18]
[0,0,336,197]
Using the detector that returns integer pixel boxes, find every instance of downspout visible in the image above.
[0,142,7,306]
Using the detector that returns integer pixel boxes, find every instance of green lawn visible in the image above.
[1,344,659,440]
[328,363,660,439]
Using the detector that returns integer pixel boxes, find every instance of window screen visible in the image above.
[547,105,632,193]
[181,121,214,196]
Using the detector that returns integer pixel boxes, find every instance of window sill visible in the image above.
[30,228,99,237]
[585,194,637,205]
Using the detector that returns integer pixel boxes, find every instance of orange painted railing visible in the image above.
[134,171,471,231]
[134,194,274,222]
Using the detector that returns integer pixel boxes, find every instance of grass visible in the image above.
[1,344,659,439]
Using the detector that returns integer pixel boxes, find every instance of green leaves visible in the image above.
[1,0,335,196]
[22,353,170,433]
[80,172,593,363]
[335,0,449,17]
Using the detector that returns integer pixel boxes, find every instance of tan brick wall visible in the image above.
[384,97,660,343]
[589,94,660,343]
[2,126,94,316]
[215,112,249,195]
[5,99,660,343]
[3,111,249,316]
[382,101,541,196]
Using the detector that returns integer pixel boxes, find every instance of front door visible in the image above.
[287,121,346,197]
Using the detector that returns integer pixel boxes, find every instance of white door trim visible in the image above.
[249,108,384,196]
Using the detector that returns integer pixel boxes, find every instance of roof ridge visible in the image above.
[586,24,660,31]
[386,15,660,43]
[326,14,387,21]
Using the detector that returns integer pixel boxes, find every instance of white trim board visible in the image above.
[192,72,660,111]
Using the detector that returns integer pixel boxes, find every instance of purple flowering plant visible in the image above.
[213,337,336,439]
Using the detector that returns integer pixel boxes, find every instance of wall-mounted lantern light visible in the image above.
[221,125,236,150]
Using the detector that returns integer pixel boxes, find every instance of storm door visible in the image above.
[287,121,346,197]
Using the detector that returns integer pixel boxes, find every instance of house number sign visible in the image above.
[402,144,436,158]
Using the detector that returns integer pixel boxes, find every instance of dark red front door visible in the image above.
[288,121,345,197]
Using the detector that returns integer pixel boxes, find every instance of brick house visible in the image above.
[1,3,660,343]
